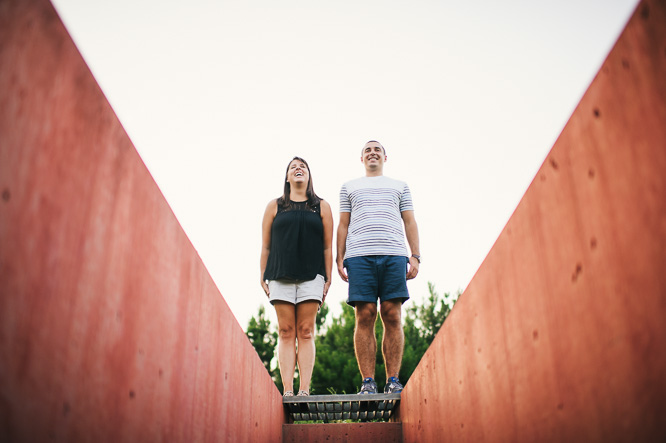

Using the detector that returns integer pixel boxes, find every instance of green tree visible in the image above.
[247,282,459,394]
[246,303,331,393]
[245,305,277,375]
[315,302,329,332]
[311,303,359,394]
[401,282,459,383]
[311,282,459,394]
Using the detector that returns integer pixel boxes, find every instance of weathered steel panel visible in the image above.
[283,423,403,442]
[401,0,666,441]
[0,0,283,441]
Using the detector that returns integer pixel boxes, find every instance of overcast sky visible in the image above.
[51,0,639,330]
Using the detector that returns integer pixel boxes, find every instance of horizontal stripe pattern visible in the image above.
[340,176,413,258]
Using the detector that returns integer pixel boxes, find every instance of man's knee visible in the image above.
[355,303,378,328]
[380,301,402,329]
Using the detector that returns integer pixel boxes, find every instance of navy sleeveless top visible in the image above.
[263,200,326,282]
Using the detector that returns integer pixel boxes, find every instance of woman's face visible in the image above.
[287,159,309,186]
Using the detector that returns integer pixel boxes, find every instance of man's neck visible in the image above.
[365,169,383,178]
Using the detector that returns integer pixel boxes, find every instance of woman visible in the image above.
[260,156,333,397]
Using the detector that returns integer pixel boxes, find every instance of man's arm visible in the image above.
[401,210,420,280]
[336,212,350,282]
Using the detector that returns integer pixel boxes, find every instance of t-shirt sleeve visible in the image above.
[339,184,351,212]
[399,183,414,212]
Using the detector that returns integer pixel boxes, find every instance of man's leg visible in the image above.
[380,299,404,380]
[354,302,378,379]
[295,301,319,394]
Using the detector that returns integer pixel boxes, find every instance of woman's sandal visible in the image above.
[296,390,309,396]
[283,390,294,397]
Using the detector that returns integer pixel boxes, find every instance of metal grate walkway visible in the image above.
[283,393,400,422]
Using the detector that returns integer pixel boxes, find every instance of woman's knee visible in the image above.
[296,322,315,340]
[278,323,296,340]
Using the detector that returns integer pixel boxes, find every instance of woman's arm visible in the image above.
[320,200,334,301]
[260,199,278,296]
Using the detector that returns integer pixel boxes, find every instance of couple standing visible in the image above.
[260,140,421,397]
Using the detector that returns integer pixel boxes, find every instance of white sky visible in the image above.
[50,0,638,330]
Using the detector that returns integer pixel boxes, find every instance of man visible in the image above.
[337,140,420,394]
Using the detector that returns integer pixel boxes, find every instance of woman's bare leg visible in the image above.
[295,301,319,393]
[274,301,297,393]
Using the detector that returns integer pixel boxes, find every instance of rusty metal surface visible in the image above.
[283,423,403,442]
[0,0,283,441]
[401,0,666,441]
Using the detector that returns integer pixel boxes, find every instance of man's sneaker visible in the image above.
[358,377,378,394]
[384,377,403,394]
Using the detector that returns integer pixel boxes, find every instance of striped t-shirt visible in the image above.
[339,175,414,259]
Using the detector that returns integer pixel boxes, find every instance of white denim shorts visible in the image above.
[268,274,325,305]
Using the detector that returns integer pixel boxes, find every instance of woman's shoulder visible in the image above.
[318,199,332,219]
[263,198,279,216]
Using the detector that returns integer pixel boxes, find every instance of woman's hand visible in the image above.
[322,280,331,303]
[261,280,270,297]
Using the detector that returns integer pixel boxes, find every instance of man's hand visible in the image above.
[406,256,419,280]
[336,212,350,282]
[261,280,270,297]
[337,259,348,282]
[401,210,420,280]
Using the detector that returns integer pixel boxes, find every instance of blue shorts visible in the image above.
[344,255,410,306]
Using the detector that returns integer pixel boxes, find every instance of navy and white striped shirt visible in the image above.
[340,176,414,259]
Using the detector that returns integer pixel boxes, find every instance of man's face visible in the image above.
[361,142,386,170]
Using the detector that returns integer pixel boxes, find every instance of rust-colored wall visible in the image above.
[283,423,402,442]
[0,0,283,441]
[401,0,666,441]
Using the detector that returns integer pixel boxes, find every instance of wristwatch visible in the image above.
[411,254,421,263]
